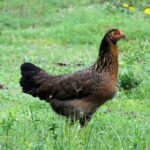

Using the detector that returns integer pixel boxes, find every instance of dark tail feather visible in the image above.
[20,62,51,101]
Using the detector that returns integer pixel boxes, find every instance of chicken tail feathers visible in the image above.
[20,62,52,101]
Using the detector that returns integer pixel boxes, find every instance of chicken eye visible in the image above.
[111,32,117,37]
[114,32,118,36]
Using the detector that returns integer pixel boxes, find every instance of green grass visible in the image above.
[0,0,150,150]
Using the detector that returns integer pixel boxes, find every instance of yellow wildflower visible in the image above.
[122,4,129,8]
[129,7,136,12]
[144,8,150,15]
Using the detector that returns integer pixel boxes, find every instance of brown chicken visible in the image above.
[20,29,126,127]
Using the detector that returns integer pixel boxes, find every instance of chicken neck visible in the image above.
[93,35,118,74]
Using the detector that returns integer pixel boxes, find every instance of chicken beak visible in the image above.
[121,34,128,41]
[119,30,128,41]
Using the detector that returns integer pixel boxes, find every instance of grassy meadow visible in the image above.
[0,0,150,150]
